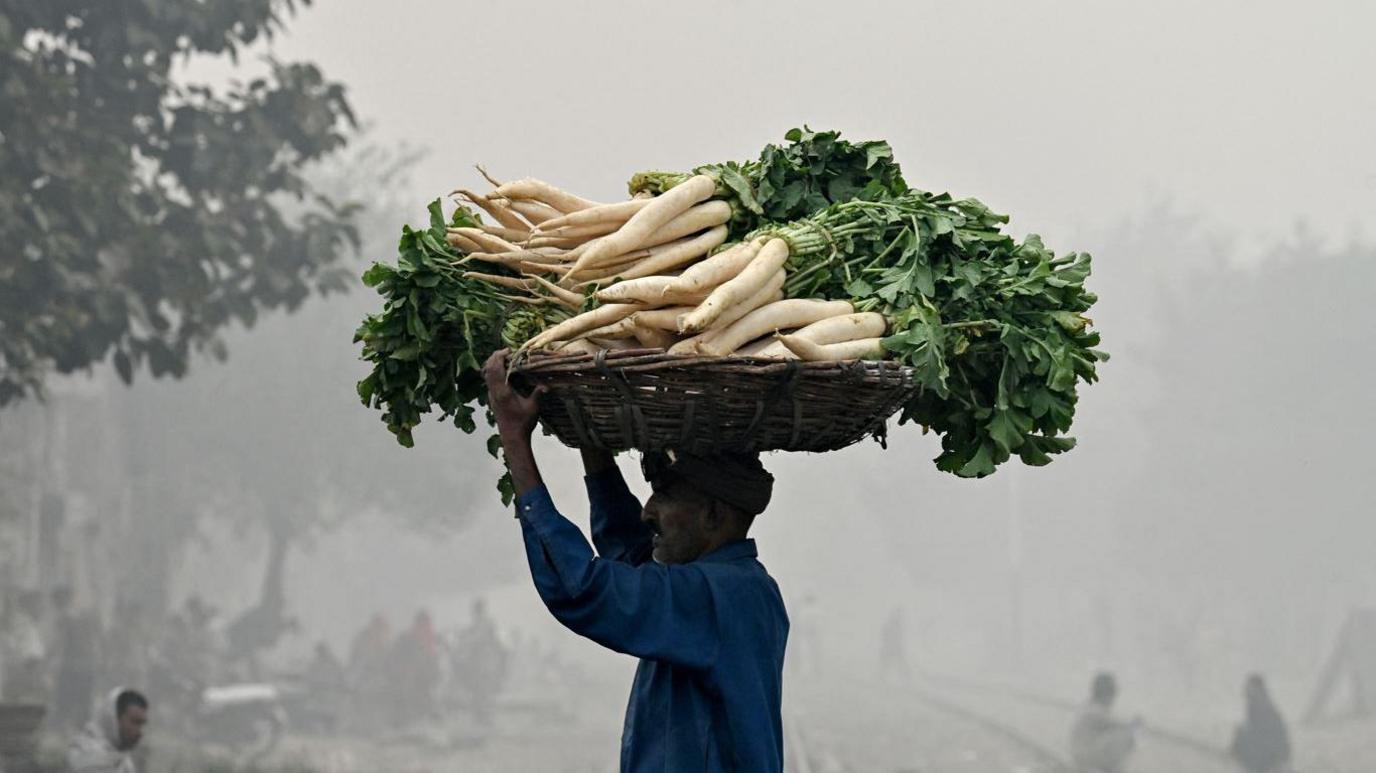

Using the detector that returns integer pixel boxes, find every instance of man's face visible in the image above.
[642,480,712,565]
[117,705,147,750]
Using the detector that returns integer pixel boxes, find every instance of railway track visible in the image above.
[784,672,1245,772]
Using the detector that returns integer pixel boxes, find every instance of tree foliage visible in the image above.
[0,0,359,406]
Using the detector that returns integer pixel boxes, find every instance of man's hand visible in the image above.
[483,349,546,499]
[483,350,544,440]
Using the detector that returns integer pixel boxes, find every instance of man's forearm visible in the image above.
[500,430,543,498]
[580,448,617,476]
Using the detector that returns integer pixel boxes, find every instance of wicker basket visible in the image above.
[510,348,917,454]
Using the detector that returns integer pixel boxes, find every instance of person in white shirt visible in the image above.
[67,688,148,773]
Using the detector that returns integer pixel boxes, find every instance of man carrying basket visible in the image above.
[484,351,789,773]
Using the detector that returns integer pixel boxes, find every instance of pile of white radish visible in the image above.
[449,173,889,362]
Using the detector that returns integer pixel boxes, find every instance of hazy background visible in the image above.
[3,1,1374,770]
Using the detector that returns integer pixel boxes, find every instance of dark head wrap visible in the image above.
[641,450,774,516]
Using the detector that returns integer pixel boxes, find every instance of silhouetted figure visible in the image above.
[67,688,148,773]
[304,641,347,695]
[389,611,441,727]
[1069,672,1138,773]
[451,598,509,725]
[1230,674,1292,773]
[51,586,102,730]
[346,613,391,731]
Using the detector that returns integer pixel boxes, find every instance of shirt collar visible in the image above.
[695,539,758,564]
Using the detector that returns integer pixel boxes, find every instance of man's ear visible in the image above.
[703,499,726,531]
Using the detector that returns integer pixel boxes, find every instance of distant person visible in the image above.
[345,613,391,731]
[451,598,509,725]
[300,640,348,733]
[1,589,48,702]
[67,688,149,773]
[389,610,442,726]
[347,613,391,679]
[52,586,103,730]
[1230,674,1292,773]
[1069,672,1139,773]
[304,640,347,694]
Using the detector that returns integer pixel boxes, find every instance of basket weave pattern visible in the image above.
[510,349,917,454]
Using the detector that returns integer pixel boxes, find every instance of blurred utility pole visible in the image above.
[1007,466,1025,671]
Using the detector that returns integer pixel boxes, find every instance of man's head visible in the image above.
[114,690,149,750]
[1090,672,1117,707]
[640,451,774,565]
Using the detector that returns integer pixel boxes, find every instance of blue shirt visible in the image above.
[515,468,789,773]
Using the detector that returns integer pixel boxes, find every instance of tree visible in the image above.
[0,0,358,406]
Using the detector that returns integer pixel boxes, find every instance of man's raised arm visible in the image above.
[483,352,718,669]
[581,449,652,565]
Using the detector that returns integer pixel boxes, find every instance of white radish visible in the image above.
[570,200,733,276]
[462,271,530,291]
[480,224,533,243]
[745,313,885,358]
[475,164,503,188]
[588,336,637,351]
[594,275,711,307]
[691,271,787,352]
[678,238,791,333]
[536,198,652,232]
[667,333,709,355]
[789,312,888,344]
[448,227,519,254]
[670,238,763,296]
[445,232,483,253]
[777,334,886,362]
[564,175,717,278]
[737,337,796,359]
[697,299,854,356]
[537,221,625,241]
[635,200,731,250]
[506,199,563,226]
[524,303,640,351]
[578,316,639,341]
[463,252,556,273]
[455,190,531,234]
[524,235,591,250]
[558,252,652,283]
[596,226,728,283]
[633,325,676,350]
[554,339,601,356]
[630,306,699,331]
[525,275,586,309]
[491,178,602,213]
[595,275,680,304]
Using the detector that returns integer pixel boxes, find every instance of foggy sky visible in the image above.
[17,0,1372,737]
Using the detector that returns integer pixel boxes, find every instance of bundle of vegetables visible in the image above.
[355,129,1105,488]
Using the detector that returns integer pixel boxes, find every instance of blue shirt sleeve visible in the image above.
[585,467,652,565]
[515,484,719,670]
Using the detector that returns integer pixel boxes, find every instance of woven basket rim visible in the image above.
[509,347,915,377]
